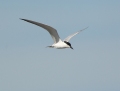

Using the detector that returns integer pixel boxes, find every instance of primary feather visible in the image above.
[20,18,61,43]
[63,27,89,42]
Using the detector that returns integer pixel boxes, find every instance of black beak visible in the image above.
[70,46,74,50]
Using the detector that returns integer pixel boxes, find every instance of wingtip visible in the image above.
[19,18,23,20]
[84,26,89,29]
[19,18,25,20]
[80,26,89,31]
[86,26,89,29]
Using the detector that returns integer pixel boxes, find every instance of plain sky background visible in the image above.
[0,0,120,91]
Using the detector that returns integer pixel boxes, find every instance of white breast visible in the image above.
[52,41,70,49]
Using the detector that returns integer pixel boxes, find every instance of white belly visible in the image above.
[52,41,70,49]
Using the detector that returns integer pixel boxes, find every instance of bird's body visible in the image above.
[20,18,88,49]
[51,40,70,49]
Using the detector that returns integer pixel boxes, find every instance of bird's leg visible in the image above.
[46,46,53,48]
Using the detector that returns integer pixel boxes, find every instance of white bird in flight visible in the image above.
[20,18,88,49]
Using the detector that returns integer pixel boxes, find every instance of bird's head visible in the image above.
[64,41,73,49]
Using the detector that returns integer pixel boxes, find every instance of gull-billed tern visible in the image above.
[20,18,88,49]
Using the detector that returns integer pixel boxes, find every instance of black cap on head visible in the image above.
[64,41,73,50]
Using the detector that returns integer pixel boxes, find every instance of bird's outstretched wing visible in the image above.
[63,27,88,42]
[20,18,61,43]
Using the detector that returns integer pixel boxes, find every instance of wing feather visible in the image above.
[20,18,61,43]
[63,27,88,42]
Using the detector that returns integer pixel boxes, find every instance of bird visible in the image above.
[20,18,88,49]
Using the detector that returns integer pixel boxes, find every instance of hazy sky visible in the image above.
[0,0,120,91]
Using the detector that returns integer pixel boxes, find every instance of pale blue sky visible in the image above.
[0,0,120,91]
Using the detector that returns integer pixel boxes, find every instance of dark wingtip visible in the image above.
[20,18,25,20]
